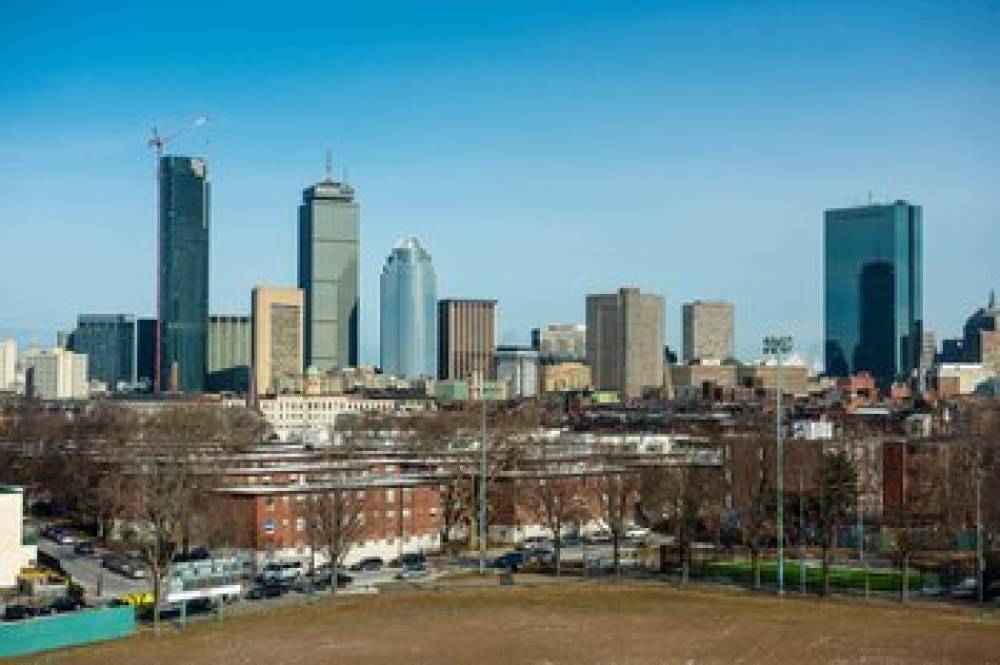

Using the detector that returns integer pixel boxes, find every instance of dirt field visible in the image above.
[16,582,1000,664]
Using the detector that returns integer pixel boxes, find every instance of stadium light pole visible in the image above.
[479,381,488,575]
[764,335,793,596]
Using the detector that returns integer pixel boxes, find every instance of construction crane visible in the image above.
[148,115,209,393]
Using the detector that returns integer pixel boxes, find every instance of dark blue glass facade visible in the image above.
[824,201,922,389]
[158,155,209,392]
[71,314,135,388]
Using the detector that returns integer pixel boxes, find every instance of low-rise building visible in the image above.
[257,394,431,441]
[0,485,36,588]
[537,362,591,394]
[23,347,89,400]
[930,363,996,396]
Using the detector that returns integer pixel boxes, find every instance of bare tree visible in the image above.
[308,483,370,594]
[817,449,858,596]
[592,468,640,577]
[521,473,587,576]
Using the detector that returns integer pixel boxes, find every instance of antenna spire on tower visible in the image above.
[324,147,332,182]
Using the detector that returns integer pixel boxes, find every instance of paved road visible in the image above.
[38,539,149,598]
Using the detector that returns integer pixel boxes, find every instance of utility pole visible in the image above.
[976,445,984,606]
[479,382,488,574]
[764,335,792,596]
[799,461,806,595]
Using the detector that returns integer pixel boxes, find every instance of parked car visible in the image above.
[587,529,612,544]
[519,536,551,550]
[493,551,528,572]
[349,556,384,572]
[624,525,651,539]
[395,566,428,580]
[49,596,87,613]
[390,552,427,568]
[312,569,353,589]
[559,535,585,548]
[527,547,554,563]
[55,531,77,545]
[3,604,37,621]
[950,577,978,600]
[259,560,305,583]
[247,582,290,600]
[74,541,96,556]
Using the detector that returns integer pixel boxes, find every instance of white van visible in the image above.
[260,560,304,583]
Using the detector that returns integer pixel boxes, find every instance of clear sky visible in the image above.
[1,1,998,366]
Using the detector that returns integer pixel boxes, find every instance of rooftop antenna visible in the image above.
[990,289,996,309]
[324,146,333,182]
[867,190,873,205]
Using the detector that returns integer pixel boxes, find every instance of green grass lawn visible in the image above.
[694,559,938,592]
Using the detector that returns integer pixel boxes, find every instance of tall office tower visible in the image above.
[136,318,157,391]
[962,290,1000,375]
[71,314,135,389]
[23,347,89,400]
[0,339,15,392]
[158,155,210,392]
[586,287,665,400]
[206,315,251,393]
[824,200,922,390]
[437,299,496,381]
[298,172,359,371]
[252,286,304,397]
[380,237,437,378]
[682,300,734,363]
[531,324,587,363]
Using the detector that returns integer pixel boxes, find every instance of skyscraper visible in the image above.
[586,287,665,400]
[206,315,251,393]
[298,173,359,372]
[71,314,135,389]
[681,300,734,363]
[437,299,496,381]
[252,286,304,397]
[380,237,437,378]
[158,155,210,392]
[824,200,922,389]
[531,324,587,363]
[136,318,157,391]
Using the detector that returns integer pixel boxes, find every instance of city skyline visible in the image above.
[1,2,998,366]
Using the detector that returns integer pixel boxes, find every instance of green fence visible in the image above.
[0,606,135,658]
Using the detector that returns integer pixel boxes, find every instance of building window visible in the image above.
[263,519,275,535]
[385,489,394,502]
[265,496,275,510]
[295,517,306,532]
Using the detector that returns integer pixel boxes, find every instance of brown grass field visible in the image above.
[15,583,1000,664]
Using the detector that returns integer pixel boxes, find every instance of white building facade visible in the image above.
[23,347,89,400]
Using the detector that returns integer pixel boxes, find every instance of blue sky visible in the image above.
[1,1,998,366]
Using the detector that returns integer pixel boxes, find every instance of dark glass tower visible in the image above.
[824,200,922,390]
[71,314,135,389]
[136,318,157,391]
[158,155,210,392]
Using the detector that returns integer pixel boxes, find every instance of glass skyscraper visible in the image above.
[71,314,135,389]
[380,237,437,378]
[824,200,922,389]
[298,176,359,371]
[158,155,209,392]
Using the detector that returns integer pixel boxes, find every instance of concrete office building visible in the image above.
[298,173,359,371]
[0,339,15,393]
[824,200,922,390]
[586,287,664,400]
[496,345,539,398]
[207,315,251,393]
[23,347,89,400]
[158,155,210,393]
[682,300,734,363]
[252,286,304,397]
[531,324,587,363]
[537,362,591,394]
[71,314,135,389]
[438,299,496,381]
[380,237,437,379]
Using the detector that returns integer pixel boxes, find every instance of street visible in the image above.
[38,539,149,599]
